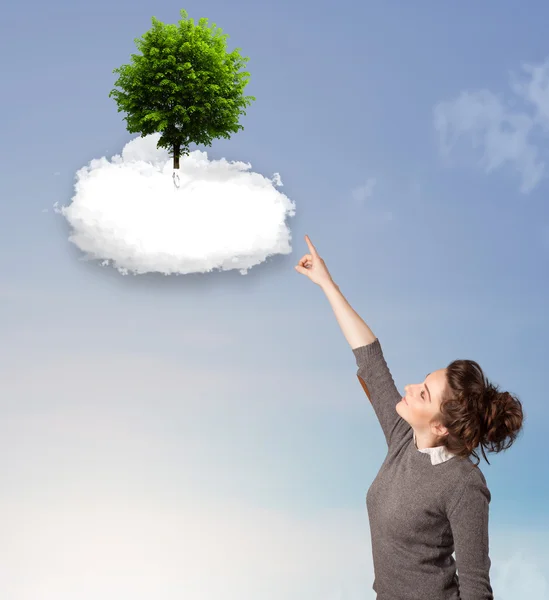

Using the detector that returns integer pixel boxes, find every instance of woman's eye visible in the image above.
[421,391,425,399]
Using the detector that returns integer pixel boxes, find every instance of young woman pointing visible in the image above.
[295,235,524,600]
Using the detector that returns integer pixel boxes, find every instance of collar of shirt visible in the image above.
[413,431,455,465]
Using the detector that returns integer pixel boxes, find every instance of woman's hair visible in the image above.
[436,359,524,465]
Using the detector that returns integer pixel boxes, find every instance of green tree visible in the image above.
[109,9,255,169]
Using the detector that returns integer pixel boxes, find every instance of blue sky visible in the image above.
[1,0,548,598]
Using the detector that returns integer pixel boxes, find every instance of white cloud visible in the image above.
[54,133,296,276]
[433,58,549,193]
[490,529,549,600]
[351,178,376,206]
[511,60,549,126]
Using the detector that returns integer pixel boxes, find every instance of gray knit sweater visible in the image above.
[353,338,493,600]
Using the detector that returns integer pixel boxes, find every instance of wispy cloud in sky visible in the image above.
[511,60,549,126]
[351,178,376,206]
[433,58,549,193]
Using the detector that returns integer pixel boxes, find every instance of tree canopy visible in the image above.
[109,9,255,169]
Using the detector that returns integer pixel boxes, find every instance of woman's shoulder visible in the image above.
[456,456,489,483]
[447,455,490,487]
[445,460,491,517]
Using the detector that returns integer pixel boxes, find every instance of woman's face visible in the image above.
[396,368,448,432]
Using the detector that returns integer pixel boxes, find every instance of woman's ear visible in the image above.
[431,421,448,438]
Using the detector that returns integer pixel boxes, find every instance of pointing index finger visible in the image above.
[305,235,318,256]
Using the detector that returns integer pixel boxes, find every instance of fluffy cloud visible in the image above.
[55,133,296,275]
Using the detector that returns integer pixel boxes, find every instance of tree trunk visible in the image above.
[173,143,180,169]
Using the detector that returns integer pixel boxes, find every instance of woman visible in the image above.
[295,235,524,600]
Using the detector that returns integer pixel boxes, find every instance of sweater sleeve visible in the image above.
[448,469,494,600]
[352,338,410,447]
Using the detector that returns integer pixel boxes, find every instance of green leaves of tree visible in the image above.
[109,9,256,168]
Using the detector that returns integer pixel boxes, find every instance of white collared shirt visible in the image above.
[413,431,455,465]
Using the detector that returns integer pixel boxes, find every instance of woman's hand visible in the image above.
[294,235,334,287]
